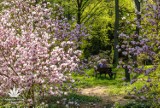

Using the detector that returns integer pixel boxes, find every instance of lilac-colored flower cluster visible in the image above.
[118,22,158,75]
[119,1,160,105]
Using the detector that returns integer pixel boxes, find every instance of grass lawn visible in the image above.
[73,68,145,95]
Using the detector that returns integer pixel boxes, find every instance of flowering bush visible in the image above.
[0,0,87,105]
[118,1,160,80]
[118,1,160,106]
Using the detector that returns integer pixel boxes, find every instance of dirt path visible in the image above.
[79,86,132,108]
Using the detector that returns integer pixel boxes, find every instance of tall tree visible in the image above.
[77,0,83,24]
[123,0,141,81]
[134,0,141,35]
[153,0,160,35]
[133,0,141,67]
[113,0,119,68]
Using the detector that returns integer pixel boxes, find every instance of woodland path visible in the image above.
[78,86,133,108]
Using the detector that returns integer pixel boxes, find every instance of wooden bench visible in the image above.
[94,66,116,79]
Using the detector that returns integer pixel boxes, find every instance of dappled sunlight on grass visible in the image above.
[70,66,160,107]
[73,66,160,96]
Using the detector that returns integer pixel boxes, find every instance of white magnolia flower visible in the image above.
[8,87,21,98]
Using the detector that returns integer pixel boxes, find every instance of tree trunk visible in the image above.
[133,0,141,67]
[134,0,141,35]
[66,0,72,20]
[113,0,119,68]
[156,0,160,35]
[125,67,130,81]
[77,0,82,24]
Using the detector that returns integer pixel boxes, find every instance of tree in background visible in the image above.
[133,0,141,68]
[113,0,119,68]
[118,0,160,100]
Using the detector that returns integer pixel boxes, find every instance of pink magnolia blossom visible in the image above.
[0,0,86,101]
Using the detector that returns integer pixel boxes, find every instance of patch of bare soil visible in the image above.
[78,86,132,108]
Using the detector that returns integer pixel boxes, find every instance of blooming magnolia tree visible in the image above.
[0,0,87,105]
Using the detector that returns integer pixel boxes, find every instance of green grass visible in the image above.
[73,68,124,88]
[70,65,160,107]
[73,68,127,95]
[72,66,160,96]
[43,93,102,108]
[66,93,101,103]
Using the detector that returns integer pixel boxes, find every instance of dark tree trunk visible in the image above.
[133,0,141,67]
[113,0,119,68]
[125,67,130,81]
[155,0,160,35]
[134,0,141,35]
[77,0,83,24]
